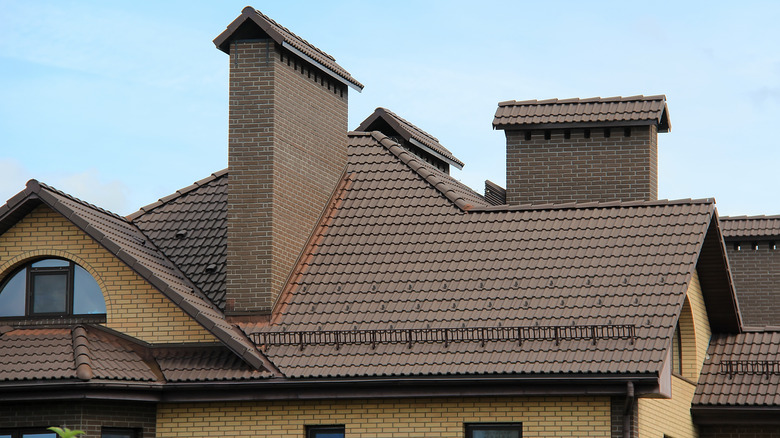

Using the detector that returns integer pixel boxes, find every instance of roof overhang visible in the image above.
[692,406,780,425]
[0,372,661,403]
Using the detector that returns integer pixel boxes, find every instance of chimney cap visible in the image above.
[493,95,670,133]
[213,7,363,91]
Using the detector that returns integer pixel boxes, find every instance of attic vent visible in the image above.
[205,264,217,273]
[176,230,188,239]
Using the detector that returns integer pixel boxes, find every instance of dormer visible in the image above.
[357,108,464,174]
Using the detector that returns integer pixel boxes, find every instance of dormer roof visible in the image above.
[357,107,465,169]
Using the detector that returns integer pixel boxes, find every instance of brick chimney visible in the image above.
[214,7,363,316]
[492,95,670,205]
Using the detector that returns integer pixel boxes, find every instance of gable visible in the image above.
[0,205,216,344]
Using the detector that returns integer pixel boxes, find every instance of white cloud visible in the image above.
[54,170,130,215]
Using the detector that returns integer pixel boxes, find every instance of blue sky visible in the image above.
[1,1,778,216]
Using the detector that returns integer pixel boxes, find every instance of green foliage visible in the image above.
[47,427,85,438]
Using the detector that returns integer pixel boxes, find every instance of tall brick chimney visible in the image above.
[492,95,670,205]
[214,7,363,316]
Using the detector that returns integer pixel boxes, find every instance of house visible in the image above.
[1,6,778,438]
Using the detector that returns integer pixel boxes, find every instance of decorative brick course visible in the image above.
[504,125,657,205]
[226,39,348,315]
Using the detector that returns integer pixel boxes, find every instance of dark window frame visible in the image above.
[101,427,138,438]
[0,428,57,438]
[306,425,345,438]
[465,423,523,438]
[28,262,73,316]
[0,257,105,319]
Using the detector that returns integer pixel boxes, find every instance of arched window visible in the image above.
[0,258,106,317]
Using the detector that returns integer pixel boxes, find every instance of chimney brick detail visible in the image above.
[227,40,348,315]
[505,125,658,205]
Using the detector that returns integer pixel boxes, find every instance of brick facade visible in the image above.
[505,125,657,205]
[0,205,215,344]
[157,396,612,438]
[226,39,348,315]
[0,401,156,438]
[725,242,780,327]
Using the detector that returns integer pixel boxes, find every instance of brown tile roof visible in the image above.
[253,132,727,378]
[128,170,228,309]
[719,215,780,239]
[0,181,275,373]
[356,108,465,169]
[213,7,363,90]
[693,331,780,406]
[493,95,670,132]
[0,326,156,382]
[0,325,273,384]
[156,346,271,382]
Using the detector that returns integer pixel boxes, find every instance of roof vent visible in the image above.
[205,264,217,273]
[176,230,188,239]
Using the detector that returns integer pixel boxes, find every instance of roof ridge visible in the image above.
[470,197,716,213]
[720,215,780,220]
[127,169,228,221]
[377,107,441,143]
[369,132,479,211]
[498,95,666,107]
[34,180,127,222]
[251,8,336,62]
[72,326,94,381]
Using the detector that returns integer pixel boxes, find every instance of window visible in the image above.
[466,423,522,438]
[101,428,137,438]
[0,430,56,438]
[306,426,344,438]
[671,322,682,375]
[0,258,106,318]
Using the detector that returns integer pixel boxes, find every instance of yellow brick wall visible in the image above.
[157,396,612,438]
[0,205,216,344]
[637,270,712,438]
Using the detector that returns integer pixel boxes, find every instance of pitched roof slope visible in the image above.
[256,132,716,378]
[128,170,228,309]
[719,215,780,239]
[493,95,670,132]
[213,7,363,90]
[356,108,465,169]
[0,181,273,372]
[0,326,156,382]
[694,331,780,406]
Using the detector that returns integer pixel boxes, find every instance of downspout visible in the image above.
[623,381,635,438]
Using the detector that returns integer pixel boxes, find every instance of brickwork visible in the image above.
[637,271,710,438]
[725,243,780,327]
[226,39,348,315]
[157,396,612,438]
[505,125,658,205]
[0,205,216,344]
[0,400,156,438]
[609,396,638,438]
[700,425,780,438]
